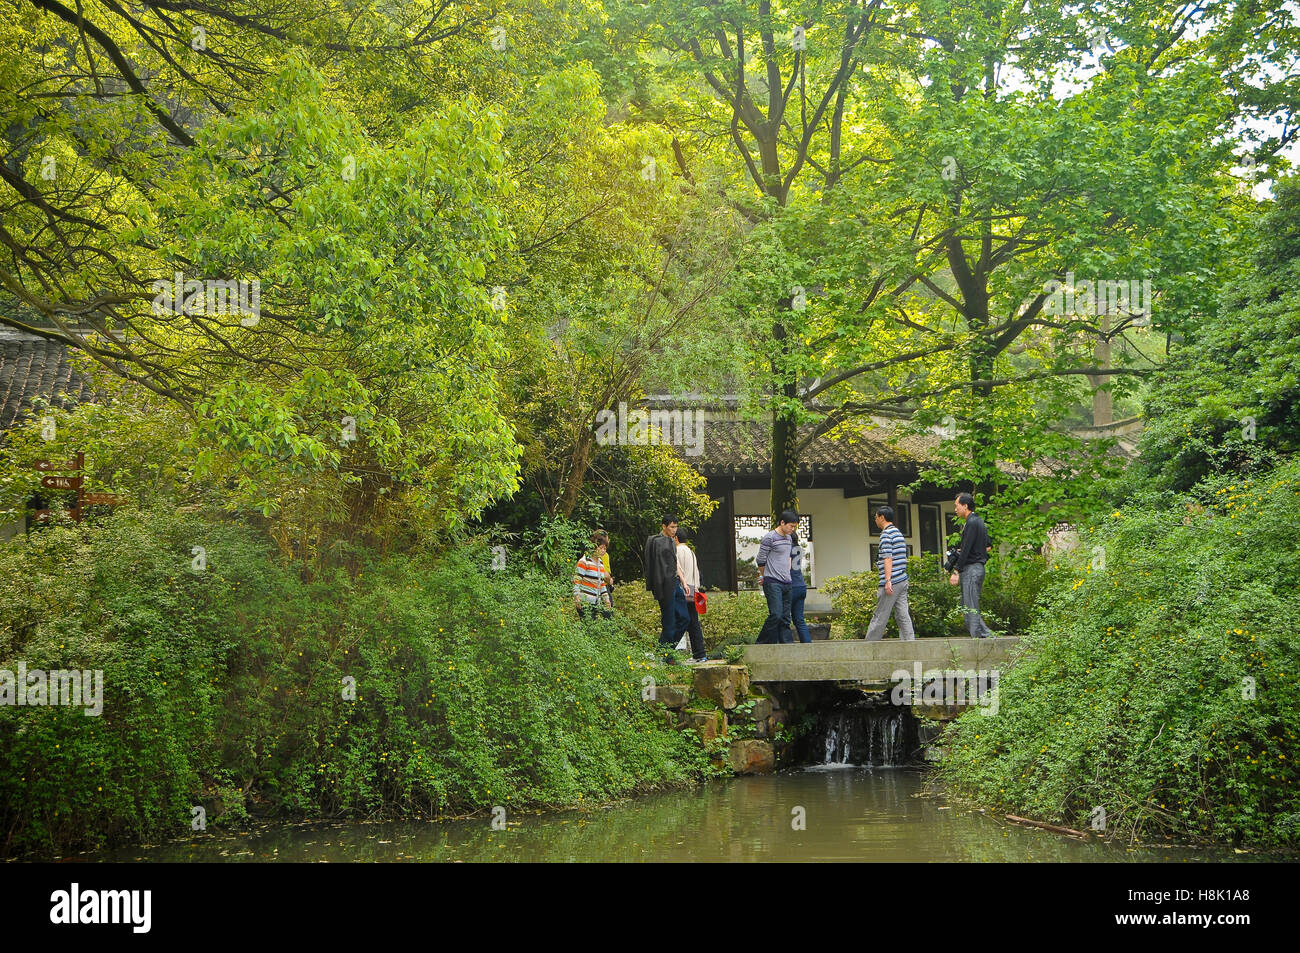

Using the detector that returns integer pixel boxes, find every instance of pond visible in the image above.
[88,768,1252,863]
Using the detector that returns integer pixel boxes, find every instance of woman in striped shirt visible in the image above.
[574,531,613,620]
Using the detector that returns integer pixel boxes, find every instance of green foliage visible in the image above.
[1135,174,1300,493]
[936,459,1300,848]
[0,509,262,852]
[488,444,718,585]
[0,377,197,523]
[519,514,593,578]
[574,446,718,583]
[0,510,705,857]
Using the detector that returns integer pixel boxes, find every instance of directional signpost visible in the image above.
[34,457,82,472]
[27,452,124,526]
[41,475,83,491]
[82,492,127,505]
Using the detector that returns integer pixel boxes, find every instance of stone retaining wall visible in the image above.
[642,663,783,774]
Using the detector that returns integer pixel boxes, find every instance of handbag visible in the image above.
[694,588,707,615]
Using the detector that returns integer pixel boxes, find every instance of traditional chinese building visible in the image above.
[0,326,95,538]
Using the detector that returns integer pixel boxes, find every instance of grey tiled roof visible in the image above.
[0,328,95,431]
[683,418,932,477]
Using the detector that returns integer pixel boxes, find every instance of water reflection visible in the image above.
[92,769,1248,863]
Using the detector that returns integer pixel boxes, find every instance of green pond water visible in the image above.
[88,768,1255,863]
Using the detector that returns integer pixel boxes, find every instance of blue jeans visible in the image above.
[674,586,706,660]
[791,572,811,643]
[960,563,994,638]
[757,578,793,644]
[658,582,684,646]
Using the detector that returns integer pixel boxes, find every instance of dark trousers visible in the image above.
[960,563,994,638]
[756,578,793,644]
[791,572,811,643]
[658,582,684,646]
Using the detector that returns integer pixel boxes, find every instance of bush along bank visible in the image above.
[0,509,716,857]
[934,459,1300,849]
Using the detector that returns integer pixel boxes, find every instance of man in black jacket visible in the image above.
[946,492,994,638]
[644,515,683,652]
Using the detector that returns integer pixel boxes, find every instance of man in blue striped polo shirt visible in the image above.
[864,505,916,641]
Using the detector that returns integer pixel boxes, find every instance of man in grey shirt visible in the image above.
[754,510,799,644]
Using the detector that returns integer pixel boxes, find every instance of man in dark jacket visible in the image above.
[946,492,994,638]
[644,515,683,651]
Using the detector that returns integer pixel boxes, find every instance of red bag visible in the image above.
[694,589,708,615]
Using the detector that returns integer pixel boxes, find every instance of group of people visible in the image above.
[573,491,997,658]
[572,517,710,663]
[753,492,995,643]
[643,516,708,663]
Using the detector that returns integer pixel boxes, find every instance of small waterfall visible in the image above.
[798,696,919,766]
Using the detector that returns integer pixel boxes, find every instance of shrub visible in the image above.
[0,509,272,853]
[0,509,708,856]
[936,460,1300,848]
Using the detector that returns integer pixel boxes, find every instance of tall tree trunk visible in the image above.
[968,305,997,502]
[1089,311,1113,426]
[948,234,998,502]
[770,388,800,520]
[770,299,800,520]
[556,429,594,519]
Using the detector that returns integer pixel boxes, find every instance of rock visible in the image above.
[693,665,750,709]
[644,684,692,709]
[728,739,775,774]
[808,623,832,641]
[682,709,725,742]
[911,703,963,722]
[730,697,774,736]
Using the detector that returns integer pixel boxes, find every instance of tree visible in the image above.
[1136,174,1300,493]
[487,64,744,519]
[0,1,572,545]
[604,0,1297,525]
[605,0,906,519]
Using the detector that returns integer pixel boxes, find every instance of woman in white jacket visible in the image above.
[673,527,707,664]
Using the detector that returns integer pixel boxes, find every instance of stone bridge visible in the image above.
[742,637,1022,687]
